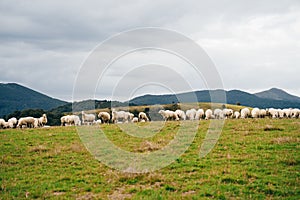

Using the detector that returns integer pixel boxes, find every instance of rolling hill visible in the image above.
[0,83,67,117]
[129,89,300,109]
[2,83,300,118]
[255,88,300,103]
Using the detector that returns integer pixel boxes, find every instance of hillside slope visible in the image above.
[255,88,300,103]
[0,83,67,117]
[129,89,300,109]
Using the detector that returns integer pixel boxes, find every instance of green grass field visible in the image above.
[1,119,299,199]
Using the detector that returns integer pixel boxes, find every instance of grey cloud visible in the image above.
[0,0,300,101]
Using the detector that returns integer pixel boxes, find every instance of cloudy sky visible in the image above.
[1,0,300,101]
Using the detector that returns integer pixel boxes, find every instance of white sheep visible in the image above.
[234,111,240,119]
[8,117,18,128]
[38,114,47,127]
[3,121,11,129]
[98,112,111,124]
[158,110,179,121]
[138,112,149,122]
[33,118,39,128]
[0,119,7,128]
[291,108,300,118]
[223,108,233,119]
[111,110,134,123]
[95,119,102,124]
[277,109,285,119]
[266,108,279,119]
[283,108,292,118]
[61,115,81,126]
[195,109,204,120]
[175,109,186,120]
[186,109,197,120]
[205,109,214,120]
[214,109,224,119]
[73,115,81,126]
[240,108,250,119]
[132,117,139,123]
[17,117,35,128]
[128,113,134,122]
[81,111,96,125]
[259,109,267,118]
[251,108,260,118]
[60,116,69,126]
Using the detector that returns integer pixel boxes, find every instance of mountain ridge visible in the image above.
[0,83,67,117]
[129,88,300,109]
[255,88,300,103]
[1,83,300,117]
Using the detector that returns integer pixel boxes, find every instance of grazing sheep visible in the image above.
[17,117,35,128]
[291,108,300,118]
[81,111,96,125]
[251,108,260,118]
[132,117,139,123]
[214,109,224,119]
[259,109,267,118]
[234,111,240,119]
[128,113,134,121]
[8,117,18,128]
[283,108,292,118]
[95,119,102,124]
[186,109,197,120]
[61,115,81,126]
[0,119,7,128]
[195,109,205,120]
[38,114,47,127]
[240,108,250,119]
[98,112,111,124]
[205,109,214,120]
[158,110,179,121]
[112,110,134,123]
[2,121,11,129]
[267,108,279,119]
[277,109,285,119]
[33,118,39,128]
[175,109,186,120]
[223,108,233,119]
[60,116,69,126]
[138,112,149,122]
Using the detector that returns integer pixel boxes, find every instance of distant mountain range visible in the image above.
[0,83,67,117]
[129,88,300,109]
[254,88,300,103]
[1,83,300,117]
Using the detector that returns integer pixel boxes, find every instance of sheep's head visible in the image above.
[129,113,134,119]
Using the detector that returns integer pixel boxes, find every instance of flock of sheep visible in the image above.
[0,114,47,129]
[60,110,148,126]
[60,107,300,126]
[1,107,299,129]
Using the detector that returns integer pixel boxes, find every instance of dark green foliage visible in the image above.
[0,83,67,117]
[164,103,180,111]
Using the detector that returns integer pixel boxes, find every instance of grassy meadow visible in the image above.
[1,118,299,199]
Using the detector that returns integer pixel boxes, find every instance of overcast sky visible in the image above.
[1,0,299,101]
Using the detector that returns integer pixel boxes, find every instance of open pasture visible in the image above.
[1,118,299,199]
